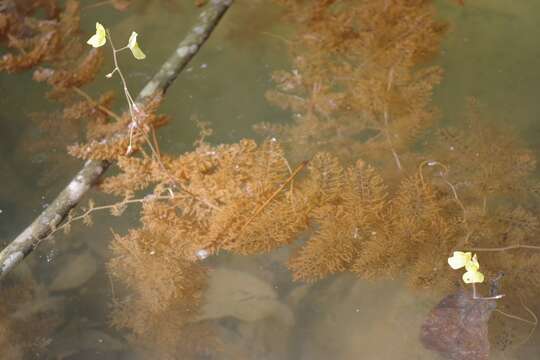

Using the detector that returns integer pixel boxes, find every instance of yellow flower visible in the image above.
[128,32,146,60]
[463,269,484,284]
[462,254,484,284]
[447,251,472,270]
[448,251,485,284]
[87,22,107,48]
[465,253,480,272]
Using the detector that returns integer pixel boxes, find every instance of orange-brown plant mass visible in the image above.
[3,0,540,357]
[259,0,445,171]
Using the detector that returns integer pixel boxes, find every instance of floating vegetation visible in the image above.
[1,0,540,358]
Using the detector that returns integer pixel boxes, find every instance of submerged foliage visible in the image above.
[258,0,445,171]
[2,0,540,358]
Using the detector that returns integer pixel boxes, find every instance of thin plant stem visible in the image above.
[418,159,471,246]
[471,282,504,301]
[151,125,161,159]
[495,309,537,326]
[102,28,200,206]
[517,297,539,345]
[494,296,538,346]
[466,244,540,252]
[52,194,173,237]
[238,160,308,235]
[82,0,114,10]
[105,29,140,154]
[383,65,402,171]
[418,160,540,253]
[383,106,402,171]
[418,159,465,216]
[73,87,121,121]
[260,31,291,44]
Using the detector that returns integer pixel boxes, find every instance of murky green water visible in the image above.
[2,0,540,358]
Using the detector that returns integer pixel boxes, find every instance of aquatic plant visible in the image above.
[2,0,540,358]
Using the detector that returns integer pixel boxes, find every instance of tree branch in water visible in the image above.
[0,0,233,280]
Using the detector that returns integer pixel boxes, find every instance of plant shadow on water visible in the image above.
[2,0,540,359]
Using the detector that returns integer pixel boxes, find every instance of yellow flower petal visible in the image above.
[448,251,471,270]
[87,22,107,48]
[128,31,138,48]
[128,32,146,60]
[465,253,480,272]
[130,43,146,60]
[462,269,484,284]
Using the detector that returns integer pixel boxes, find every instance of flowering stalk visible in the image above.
[104,29,140,154]
[448,251,504,300]
[87,22,147,154]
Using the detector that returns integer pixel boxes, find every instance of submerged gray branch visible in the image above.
[0,0,233,281]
